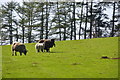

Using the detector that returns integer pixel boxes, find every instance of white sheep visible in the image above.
[35,43,45,53]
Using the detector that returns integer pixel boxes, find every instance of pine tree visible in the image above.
[2,1,18,44]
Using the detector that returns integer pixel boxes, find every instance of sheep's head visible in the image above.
[51,39,55,43]
[23,49,28,55]
[51,39,55,47]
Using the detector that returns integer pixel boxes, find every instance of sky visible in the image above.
[0,0,22,3]
[0,0,22,5]
[0,0,113,21]
[0,0,119,3]
[0,0,104,3]
[0,0,113,19]
[0,0,118,4]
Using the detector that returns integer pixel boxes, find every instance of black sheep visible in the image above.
[44,39,55,52]
[11,42,28,56]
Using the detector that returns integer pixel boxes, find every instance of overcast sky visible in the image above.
[0,0,22,3]
[0,0,118,3]
[0,0,23,5]
[0,0,104,3]
[0,0,113,19]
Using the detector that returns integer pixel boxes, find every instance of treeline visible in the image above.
[0,1,120,45]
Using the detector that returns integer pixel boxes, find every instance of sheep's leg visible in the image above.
[36,49,40,53]
[36,46,39,53]
[46,49,50,52]
[20,52,22,56]
[37,46,40,52]
[36,49,38,53]
[12,51,14,56]
[36,47,38,53]
[35,46,37,53]
[15,51,17,56]
[37,49,40,52]
[41,49,43,52]
[36,48,39,53]
[43,49,45,52]
[48,49,50,52]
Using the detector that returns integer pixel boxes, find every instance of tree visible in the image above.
[2,1,18,44]
[15,2,25,43]
[86,2,112,38]
[51,2,71,40]
[110,2,116,37]
[45,2,49,39]
[0,6,3,45]
[73,2,76,40]
[89,1,93,39]
[69,3,73,40]
[1,1,119,45]
[21,2,45,43]
[57,2,62,41]
[84,2,88,39]
[78,2,84,39]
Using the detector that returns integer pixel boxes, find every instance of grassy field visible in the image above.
[1,37,119,78]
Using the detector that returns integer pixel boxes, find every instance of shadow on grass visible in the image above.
[48,51,64,54]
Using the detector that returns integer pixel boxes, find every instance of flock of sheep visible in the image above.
[11,39,55,56]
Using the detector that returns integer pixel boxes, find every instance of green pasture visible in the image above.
[1,37,119,78]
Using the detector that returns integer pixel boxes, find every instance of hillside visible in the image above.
[1,37,119,78]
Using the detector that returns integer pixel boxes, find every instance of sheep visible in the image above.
[11,42,28,56]
[35,42,45,53]
[38,39,45,43]
[37,39,55,52]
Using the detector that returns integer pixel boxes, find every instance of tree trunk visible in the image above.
[9,24,13,44]
[63,13,66,40]
[9,6,13,44]
[28,27,32,43]
[90,1,93,39]
[70,3,73,40]
[22,3,25,43]
[45,2,48,39]
[97,6,101,38]
[57,2,61,41]
[28,4,33,43]
[22,26,24,43]
[79,2,83,39]
[16,28,18,42]
[40,3,44,39]
[111,2,115,37]
[84,2,88,39]
[73,2,76,40]
[70,21,73,40]
[28,22,31,43]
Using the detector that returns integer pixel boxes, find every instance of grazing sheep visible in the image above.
[35,43,45,53]
[37,39,55,52]
[11,42,28,56]
[38,39,55,52]
[38,39,45,43]
[44,39,55,52]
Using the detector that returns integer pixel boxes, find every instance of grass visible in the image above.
[1,37,119,78]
